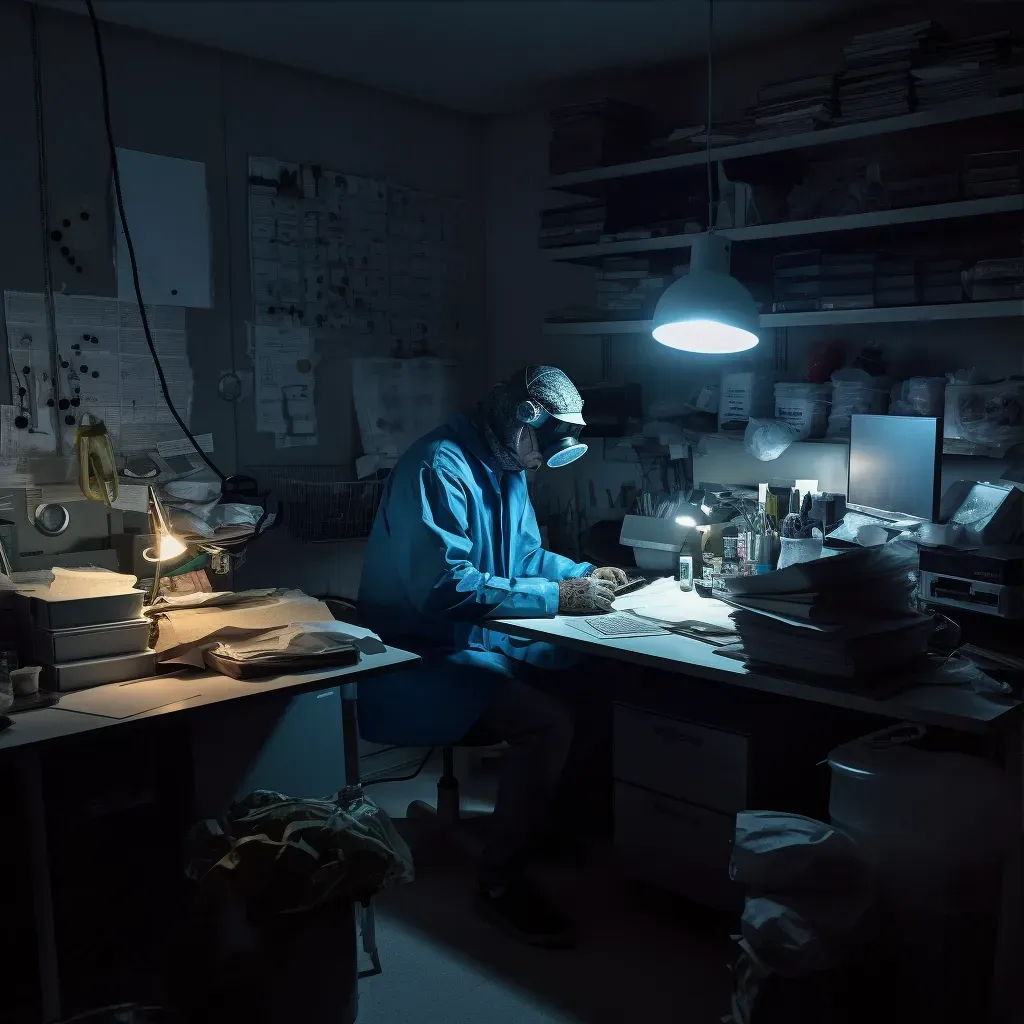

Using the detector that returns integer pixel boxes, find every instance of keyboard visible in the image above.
[582,611,668,638]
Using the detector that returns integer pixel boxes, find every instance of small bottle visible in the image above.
[721,536,740,577]
[678,554,693,592]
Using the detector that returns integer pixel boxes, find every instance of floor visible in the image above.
[354,751,733,1024]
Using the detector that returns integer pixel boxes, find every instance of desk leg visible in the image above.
[990,720,1022,1024]
[20,750,61,1023]
[338,682,383,979]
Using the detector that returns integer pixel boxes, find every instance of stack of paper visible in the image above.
[913,31,1016,109]
[748,73,836,139]
[837,21,942,122]
[718,547,933,681]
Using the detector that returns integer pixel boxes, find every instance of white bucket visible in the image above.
[774,382,830,440]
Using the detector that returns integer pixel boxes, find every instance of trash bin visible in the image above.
[174,788,412,1023]
[828,724,1015,1024]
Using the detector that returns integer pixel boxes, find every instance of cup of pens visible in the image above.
[742,531,779,574]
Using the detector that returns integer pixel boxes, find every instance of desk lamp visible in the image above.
[651,0,759,355]
[143,485,187,603]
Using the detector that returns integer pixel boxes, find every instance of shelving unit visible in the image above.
[543,299,1024,334]
[547,95,1024,191]
[541,94,1024,348]
[543,195,1024,263]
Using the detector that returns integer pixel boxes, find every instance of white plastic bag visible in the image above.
[777,534,823,568]
[744,418,797,461]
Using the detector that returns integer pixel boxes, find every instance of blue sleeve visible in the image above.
[516,494,594,582]
[390,459,560,620]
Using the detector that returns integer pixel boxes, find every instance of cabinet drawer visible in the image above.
[614,704,748,812]
[614,782,739,910]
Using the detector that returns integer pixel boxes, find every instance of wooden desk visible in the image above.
[4,637,419,1022]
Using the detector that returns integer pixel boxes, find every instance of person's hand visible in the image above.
[591,566,629,588]
[558,576,616,614]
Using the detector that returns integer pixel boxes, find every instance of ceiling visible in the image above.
[57,0,880,113]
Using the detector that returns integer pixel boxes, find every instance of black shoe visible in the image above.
[474,877,576,948]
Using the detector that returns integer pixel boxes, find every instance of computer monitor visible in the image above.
[848,414,941,523]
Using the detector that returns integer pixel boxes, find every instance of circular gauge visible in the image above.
[34,503,71,537]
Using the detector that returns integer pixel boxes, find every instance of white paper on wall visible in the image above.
[3,291,195,476]
[115,148,212,309]
[252,325,317,445]
[351,357,459,458]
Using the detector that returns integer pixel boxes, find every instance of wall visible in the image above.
[0,2,486,591]
[484,2,1024,526]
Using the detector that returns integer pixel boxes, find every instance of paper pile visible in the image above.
[718,545,933,683]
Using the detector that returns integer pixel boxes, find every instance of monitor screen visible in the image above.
[848,415,941,523]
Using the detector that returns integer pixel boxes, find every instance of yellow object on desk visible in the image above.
[75,413,119,505]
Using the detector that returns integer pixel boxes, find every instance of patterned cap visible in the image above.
[520,366,585,425]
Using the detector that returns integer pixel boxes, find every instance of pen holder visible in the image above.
[742,531,780,573]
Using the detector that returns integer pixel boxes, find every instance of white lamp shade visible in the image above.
[652,269,760,354]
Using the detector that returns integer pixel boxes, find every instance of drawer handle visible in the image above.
[653,725,703,746]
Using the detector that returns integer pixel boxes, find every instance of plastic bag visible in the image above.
[777,535,822,568]
[744,418,797,461]
[730,811,877,978]
[186,789,414,916]
[826,370,889,439]
[943,379,1024,446]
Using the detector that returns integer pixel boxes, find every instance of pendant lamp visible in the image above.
[652,0,760,354]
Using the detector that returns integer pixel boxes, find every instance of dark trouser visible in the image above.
[468,664,611,889]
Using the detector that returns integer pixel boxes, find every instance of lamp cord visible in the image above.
[29,2,63,452]
[83,0,226,483]
[705,0,715,234]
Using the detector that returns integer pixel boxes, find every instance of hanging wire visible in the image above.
[705,0,716,234]
[29,2,63,453]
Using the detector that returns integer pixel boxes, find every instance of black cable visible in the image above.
[83,0,226,482]
[362,748,436,788]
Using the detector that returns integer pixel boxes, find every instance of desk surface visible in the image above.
[0,641,418,755]
[494,588,1021,735]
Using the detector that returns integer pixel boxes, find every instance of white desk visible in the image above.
[497,587,1022,1023]
[1,639,419,1022]
[495,587,1021,735]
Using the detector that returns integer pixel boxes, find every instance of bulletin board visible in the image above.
[246,157,467,454]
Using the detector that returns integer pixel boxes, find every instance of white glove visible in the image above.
[558,576,616,614]
[591,566,629,588]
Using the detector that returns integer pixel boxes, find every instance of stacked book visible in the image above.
[548,99,650,175]
[920,257,964,303]
[964,148,1021,199]
[772,249,822,313]
[875,255,919,307]
[772,250,876,312]
[747,73,836,139]
[538,202,606,249]
[594,258,663,316]
[819,252,877,311]
[837,20,942,122]
[15,582,156,692]
[913,31,1014,109]
[718,547,933,684]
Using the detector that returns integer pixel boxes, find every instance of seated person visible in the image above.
[358,365,626,947]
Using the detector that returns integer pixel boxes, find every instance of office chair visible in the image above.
[406,738,500,859]
[322,597,496,857]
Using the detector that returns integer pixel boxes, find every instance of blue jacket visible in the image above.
[357,414,592,745]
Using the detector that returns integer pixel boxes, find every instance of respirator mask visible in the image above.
[516,401,588,468]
